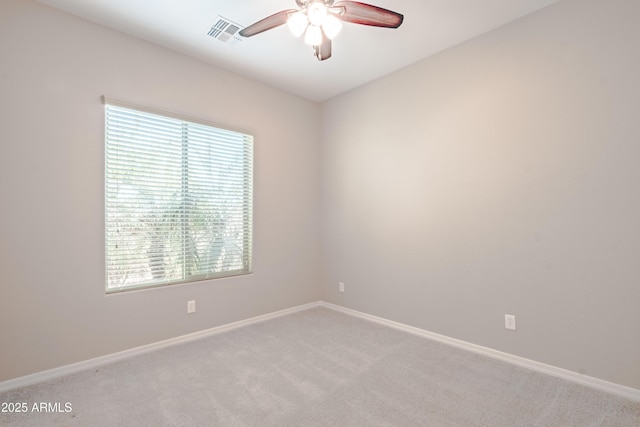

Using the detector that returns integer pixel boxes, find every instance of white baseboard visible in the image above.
[319,301,640,402]
[0,301,321,394]
[2,300,639,402]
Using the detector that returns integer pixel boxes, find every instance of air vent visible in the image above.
[208,16,243,45]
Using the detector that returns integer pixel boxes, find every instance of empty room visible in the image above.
[0,0,639,425]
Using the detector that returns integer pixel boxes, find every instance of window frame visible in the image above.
[103,97,254,293]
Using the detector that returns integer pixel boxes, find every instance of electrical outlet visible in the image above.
[339,282,344,293]
[187,300,196,314]
[505,314,516,330]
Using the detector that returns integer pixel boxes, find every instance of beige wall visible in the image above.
[320,0,640,389]
[0,0,321,382]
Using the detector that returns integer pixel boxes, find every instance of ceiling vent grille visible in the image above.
[208,16,243,45]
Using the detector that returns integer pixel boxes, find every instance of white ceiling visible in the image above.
[38,0,560,102]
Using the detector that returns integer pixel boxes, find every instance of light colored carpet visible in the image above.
[1,307,639,426]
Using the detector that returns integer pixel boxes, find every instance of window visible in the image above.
[104,99,253,292]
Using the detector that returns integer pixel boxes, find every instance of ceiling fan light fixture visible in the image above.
[322,14,342,39]
[287,11,309,37]
[304,24,323,46]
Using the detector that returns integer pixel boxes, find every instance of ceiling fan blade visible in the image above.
[315,34,332,61]
[333,1,403,28]
[239,9,297,37]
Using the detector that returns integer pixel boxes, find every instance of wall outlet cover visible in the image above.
[505,314,516,330]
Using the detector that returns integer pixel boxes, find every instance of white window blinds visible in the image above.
[105,100,253,292]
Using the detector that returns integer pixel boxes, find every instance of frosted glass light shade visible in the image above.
[307,2,328,26]
[287,12,308,37]
[322,14,342,39]
[304,25,323,46]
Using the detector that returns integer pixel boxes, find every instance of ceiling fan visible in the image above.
[239,0,404,61]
